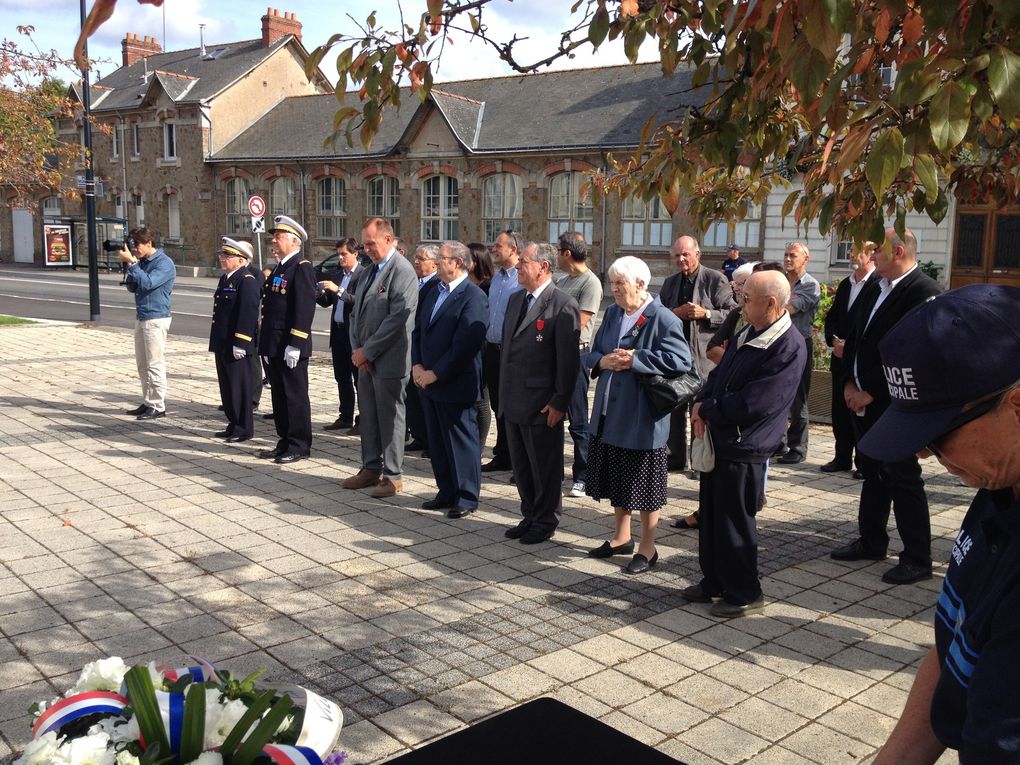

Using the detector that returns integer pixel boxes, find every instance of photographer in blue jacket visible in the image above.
[120,227,175,420]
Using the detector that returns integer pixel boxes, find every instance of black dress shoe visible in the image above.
[830,539,887,561]
[680,584,721,603]
[225,435,251,443]
[819,460,852,473]
[881,562,933,585]
[422,497,454,511]
[405,440,426,451]
[777,452,805,464]
[257,449,281,460]
[852,470,865,480]
[262,412,276,419]
[710,596,765,617]
[323,418,354,431]
[217,404,224,411]
[481,459,512,473]
[587,540,635,559]
[214,430,233,438]
[772,446,789,459]
[625,551,659,574]
[520,528,555,544]
[275,453,307,465]
[125,404,148,416]
[136,408,165,420]
[447,507,475,519]
[504,521,530,539]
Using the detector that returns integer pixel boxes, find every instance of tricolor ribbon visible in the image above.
[154,691,186,757]
[156,660,217,684]
[262,744,324,765]
[32,691,128,739]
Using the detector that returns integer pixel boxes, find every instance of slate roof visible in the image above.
[210,61,705,161]
[71,36,325,113]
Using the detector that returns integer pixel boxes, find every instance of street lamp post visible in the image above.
[79,0,101,322]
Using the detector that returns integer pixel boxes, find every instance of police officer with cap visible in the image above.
[864,285,1020,764]
[258,215,316,464]
[210,237,261,442]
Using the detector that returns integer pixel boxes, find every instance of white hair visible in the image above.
[732,262,756,280]
[607,256,651,288]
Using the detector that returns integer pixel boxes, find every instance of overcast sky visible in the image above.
[2,0,658,85]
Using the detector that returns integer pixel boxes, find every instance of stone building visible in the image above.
[5,7,997,291]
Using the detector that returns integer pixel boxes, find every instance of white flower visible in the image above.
[114,753,140,765]
[14,731,62,765]
[186,753,223,765]
[201,687,249,749]
[87,716,139,744]
[69,658,129,695]
[275,714,294,735]
[145,662,166,690]
[50,732,114,765]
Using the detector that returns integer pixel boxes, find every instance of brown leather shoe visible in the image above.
[369,477,402,498]
[342,468,382,490]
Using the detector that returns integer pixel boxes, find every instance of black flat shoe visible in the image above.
[274,453,306,464]
[671,512,699,530]
[422,497,454,511]
[214,430,233,438]
[625,551,659,574]
[819,460,852,473]
[125,404,148,416]
[587,540,635,559]
[257,449,281,460]
[504,522,530,539]
[446,507,475,519]
[225,435,250,443]
[680,584,721,603]
[136,409,165,420]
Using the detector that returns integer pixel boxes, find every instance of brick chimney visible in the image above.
[261,8,302,47]
[122,34,162,67]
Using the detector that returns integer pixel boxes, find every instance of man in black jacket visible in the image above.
[316,238,362,432]
[831,227,943,584]
[821,242,878,475]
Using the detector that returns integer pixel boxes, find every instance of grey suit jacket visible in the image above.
[350,252,419,379]
[660,265,737,378]
[498,282,580,426]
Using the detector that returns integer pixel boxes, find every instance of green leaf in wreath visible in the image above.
[124,667,171,758]
[178,684,207,765]
[219,690,275,757]
[232,696,295,765]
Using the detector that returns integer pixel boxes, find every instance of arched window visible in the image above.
[482,173,522,243]
[225,178,250,235]
[548,171,593,242]
[367,175,400,236]
[621,195,671,248]
[421,175,458,241]
[270,177,297,217]
[317,177,347,238]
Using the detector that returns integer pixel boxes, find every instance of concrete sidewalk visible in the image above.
[0,323,966,764]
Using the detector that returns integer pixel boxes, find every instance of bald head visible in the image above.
[743,271,791,330]
[671,235,702,275]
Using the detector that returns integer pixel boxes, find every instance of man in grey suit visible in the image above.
[500,242,581,544]
[343,218,419,498]
[660,235,736,471]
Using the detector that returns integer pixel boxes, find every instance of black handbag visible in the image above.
[635,366,703,416]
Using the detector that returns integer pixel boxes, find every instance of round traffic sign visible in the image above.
[248,195,266,217]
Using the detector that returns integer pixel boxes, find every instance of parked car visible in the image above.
[314,252,339,282]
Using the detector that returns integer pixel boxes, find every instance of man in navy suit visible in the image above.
[411,241,489,518]
[316,238,362,431]
[831,227,943,585]
[499,242,581,544]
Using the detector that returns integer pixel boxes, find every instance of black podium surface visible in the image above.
[384,697,683,764]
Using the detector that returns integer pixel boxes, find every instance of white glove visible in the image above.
[232,346,246,360]
[284,345,300,369]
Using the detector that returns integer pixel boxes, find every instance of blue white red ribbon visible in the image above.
[156,659,217,684]
[32,691,128,738]
[262,744,324,765]
[154,691,185,756]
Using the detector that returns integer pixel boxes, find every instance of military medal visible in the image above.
[536,318,545,342]
[631,314,647,337]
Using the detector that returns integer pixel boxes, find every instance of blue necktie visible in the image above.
[362,263,380,290]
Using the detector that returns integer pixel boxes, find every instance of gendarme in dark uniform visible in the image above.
[259,215,316,464]
[209,237,261,442]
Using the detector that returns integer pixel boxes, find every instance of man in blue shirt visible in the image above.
[862,285,1020,764]
[120,227,175,420]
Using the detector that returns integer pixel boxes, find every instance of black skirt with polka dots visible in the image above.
[585,432,669,512]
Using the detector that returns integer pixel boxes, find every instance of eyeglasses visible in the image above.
[926,387,1009,458]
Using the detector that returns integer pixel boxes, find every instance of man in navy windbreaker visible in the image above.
[686,270,806,617]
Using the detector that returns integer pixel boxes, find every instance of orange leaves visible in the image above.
[620,0,640,18]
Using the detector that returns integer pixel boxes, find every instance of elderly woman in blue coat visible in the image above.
[585,256,692,574]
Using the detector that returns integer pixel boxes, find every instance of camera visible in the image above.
[103,236,137,252]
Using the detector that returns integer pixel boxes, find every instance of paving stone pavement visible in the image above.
[0,323,969,764]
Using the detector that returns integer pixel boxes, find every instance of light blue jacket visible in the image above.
[585,296,691,451]
[125,248,175,320]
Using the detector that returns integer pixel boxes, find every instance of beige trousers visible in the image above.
[134,317,171,411]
